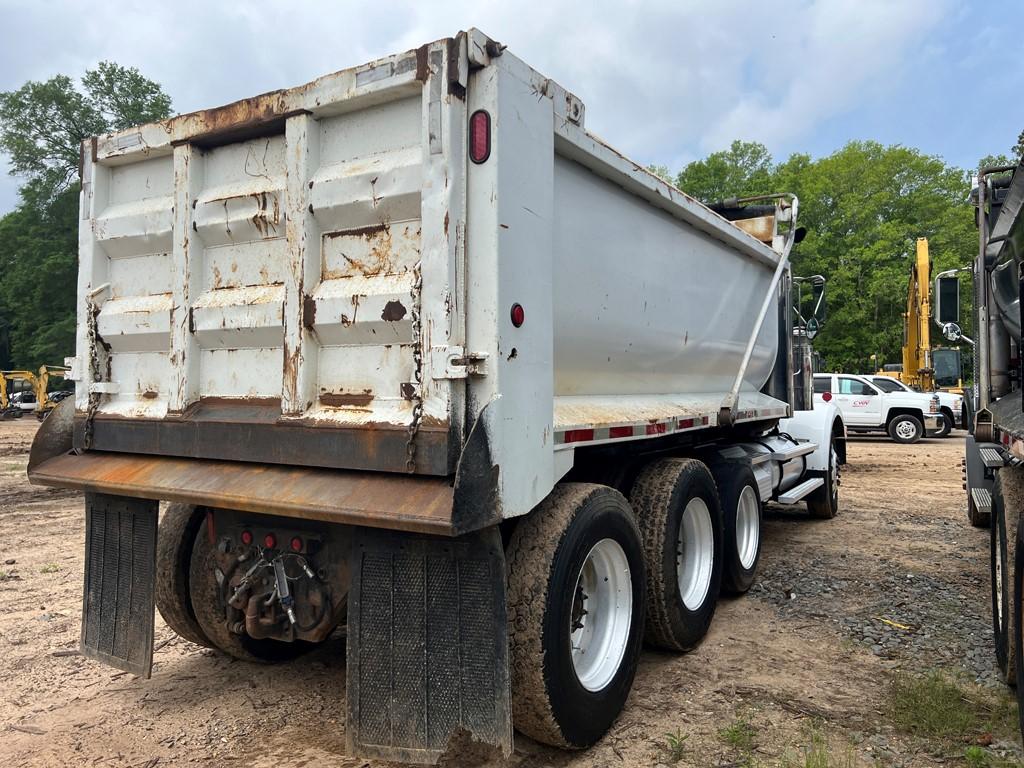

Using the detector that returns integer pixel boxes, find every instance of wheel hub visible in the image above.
[735,486,760,570]
[678,497,714,611]
[569,538,633,692]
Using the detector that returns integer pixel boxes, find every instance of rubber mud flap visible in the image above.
[346,526,511,764]
[80,493,158,678]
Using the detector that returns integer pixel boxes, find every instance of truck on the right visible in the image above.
[953,159,1024,735]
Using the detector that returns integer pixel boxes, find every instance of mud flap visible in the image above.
[346,526,512,764]
[80,493,158,678]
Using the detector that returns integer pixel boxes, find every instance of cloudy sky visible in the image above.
[0,0,1021,213]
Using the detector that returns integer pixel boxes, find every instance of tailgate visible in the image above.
[74,37,470,475]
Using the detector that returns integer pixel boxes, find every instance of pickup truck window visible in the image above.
[872,377,905,393]
[813,378,830,394]
[838,377,874,396]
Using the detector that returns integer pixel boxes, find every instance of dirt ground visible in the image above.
[0,421,1018,767]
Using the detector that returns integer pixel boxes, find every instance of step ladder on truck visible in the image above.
[28,29,846,763]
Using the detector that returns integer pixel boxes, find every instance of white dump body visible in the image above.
[69,29,789,522]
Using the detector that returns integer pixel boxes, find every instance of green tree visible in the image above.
[0,62,171,203]
[674,140,775,203]
[0,63,171,370]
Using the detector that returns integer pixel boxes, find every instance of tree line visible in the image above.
[0,65,1017,375]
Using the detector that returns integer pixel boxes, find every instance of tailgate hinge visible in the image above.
[431,346,488,379]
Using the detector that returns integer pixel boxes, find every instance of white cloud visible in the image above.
[0,0,957,211]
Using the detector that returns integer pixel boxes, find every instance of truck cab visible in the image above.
[813,373,941,443]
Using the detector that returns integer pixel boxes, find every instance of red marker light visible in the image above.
[510,303,525,327]
[822,392,832,402]
[240,530,253,546]
[290,536,303,552]
[264,533,277,549]
[469,110,491,164]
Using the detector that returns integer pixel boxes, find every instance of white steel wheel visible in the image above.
[895,420,917,441]
[569,538,633,692]
[678,497,715,611]
[735,486,760,571]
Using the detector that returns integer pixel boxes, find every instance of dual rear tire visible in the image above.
[509,459,765,748]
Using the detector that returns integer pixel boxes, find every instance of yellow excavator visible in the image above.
[0,366,70,421]
[877,237,965,393]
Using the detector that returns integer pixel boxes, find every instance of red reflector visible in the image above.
[510,303,525,327]
[240,530,253,546]
[290,536,303,552]
[678,418,695,429]
[469,110,490,163]
[822,392,832,402]
[563,429,595,443]
[646,423,667,435]
[609,426,634,439]
[264,533,277,549]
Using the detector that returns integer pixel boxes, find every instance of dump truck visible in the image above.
[28,29,846,763]
[955,159,1024,734]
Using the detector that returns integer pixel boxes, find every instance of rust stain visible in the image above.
[415,44,429,82]
[303,294,317,329]
[381,300,407,322]
[400,383,416,401]
[319,391,373,408]
[142,391,159,400]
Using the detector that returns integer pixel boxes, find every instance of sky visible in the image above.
[0,0,1021,214]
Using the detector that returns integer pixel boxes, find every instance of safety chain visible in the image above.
[82,299,102,452]
[405,261,424,473]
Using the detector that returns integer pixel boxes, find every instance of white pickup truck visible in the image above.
[869,375,963,437]
[814,373,941,443]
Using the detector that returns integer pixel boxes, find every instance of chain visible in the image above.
[82,299,102,452]
[405,261,424,473]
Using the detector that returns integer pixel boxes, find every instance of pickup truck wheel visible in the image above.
[630,458,722,651]
[934,412,953,438]
[888,414,923,444]
[992,470,1024,686]
[712,462,761,595]
[507,484,645,749]
[189,523,314,664]
[155,504,214,649]
[807,443,840,519]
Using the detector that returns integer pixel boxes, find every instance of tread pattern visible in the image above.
[154,503,213,648]
[630,458,718,650]
[507,483,609,748]
[996,469,1024,685]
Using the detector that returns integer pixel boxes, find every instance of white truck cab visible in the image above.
[813,373,940,444]
[869,375,963,437]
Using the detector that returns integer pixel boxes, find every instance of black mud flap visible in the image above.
[80,493,158,678]
[346,526,512,764]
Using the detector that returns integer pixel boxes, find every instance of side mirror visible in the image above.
[812,279,826,324]
[934,275,959,325]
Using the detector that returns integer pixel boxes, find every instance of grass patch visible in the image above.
[0,570,8,581]
[39,562,61,574]
[889,671,1017,747]
[781,724,857,768]
[719,713,757,759]
[661,727,689,764]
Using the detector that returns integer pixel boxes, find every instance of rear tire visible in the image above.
[507,484,645,749]
[155,503,214,648]
[1013,505,1024,735]
[630,458,723,651]
[888,414,923,444]
[711,462,761,595]
[992,470,1023,687]
[934,412,953,438]
[188,518,314,663]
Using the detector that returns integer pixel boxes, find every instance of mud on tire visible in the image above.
[507,483,645,749]
[155,503,214,649]
[992,469,1024,687]
[629,458,723,651]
